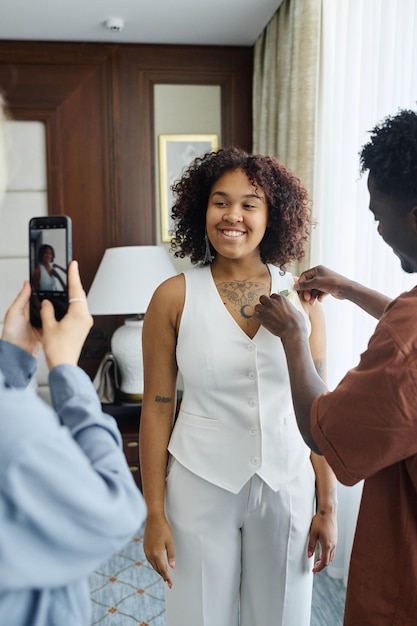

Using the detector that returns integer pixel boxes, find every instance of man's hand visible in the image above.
[254,293,307,340]
[1,280,42,355]
[41,260,93,369]
[296,265,347,305]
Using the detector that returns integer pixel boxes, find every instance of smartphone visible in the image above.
[29,216,72,327]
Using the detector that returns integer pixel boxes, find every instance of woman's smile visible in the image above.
[219,228,246,238]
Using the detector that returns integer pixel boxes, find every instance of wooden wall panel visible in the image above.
[0,43,118,287]
[0,41,253,376]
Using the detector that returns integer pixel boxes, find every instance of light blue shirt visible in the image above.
[0,340,146,625]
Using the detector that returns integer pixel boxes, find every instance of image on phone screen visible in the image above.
[29,216,72,327]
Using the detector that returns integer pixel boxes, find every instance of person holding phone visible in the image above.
[0,259,147,625]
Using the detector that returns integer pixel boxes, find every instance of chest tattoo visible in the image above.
[217,280,269,320]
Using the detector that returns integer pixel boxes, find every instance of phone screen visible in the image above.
[29,216,72,327]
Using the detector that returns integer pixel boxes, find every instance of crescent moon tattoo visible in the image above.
[240,304,254,319]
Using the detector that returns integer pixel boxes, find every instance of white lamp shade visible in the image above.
[87,246,177,315]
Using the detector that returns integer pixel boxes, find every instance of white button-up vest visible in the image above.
[168,264,311,494]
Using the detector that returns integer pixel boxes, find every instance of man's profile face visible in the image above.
[368,175,417,274]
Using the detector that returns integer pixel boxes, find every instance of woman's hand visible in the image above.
[143,513,176,588]
[41,260,93,369]
[1,280,42,355]
[308,509,338,574]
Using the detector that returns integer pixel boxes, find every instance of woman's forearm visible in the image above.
[139,409,173,515]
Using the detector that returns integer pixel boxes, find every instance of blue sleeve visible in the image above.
[0,348,146,591]
[0,339,37,388]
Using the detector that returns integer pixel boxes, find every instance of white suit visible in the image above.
[166,265,315,626]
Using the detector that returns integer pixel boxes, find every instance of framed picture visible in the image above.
[159,133,219,242]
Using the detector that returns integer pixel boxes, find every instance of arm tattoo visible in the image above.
[318,487,338,516]
[154,395,172,404]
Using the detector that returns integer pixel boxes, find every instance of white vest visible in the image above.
[168,264,311,494]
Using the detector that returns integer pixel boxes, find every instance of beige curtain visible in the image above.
[253,0,321,270]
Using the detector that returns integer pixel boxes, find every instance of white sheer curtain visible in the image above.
[311,0,417,583]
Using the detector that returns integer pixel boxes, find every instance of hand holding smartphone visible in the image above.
[29,216,72,327]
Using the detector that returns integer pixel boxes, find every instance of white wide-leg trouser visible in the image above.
[165,459,315,626]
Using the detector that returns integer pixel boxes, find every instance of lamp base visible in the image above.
[111,316,144,399]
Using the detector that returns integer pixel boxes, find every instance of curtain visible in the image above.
[311,0,417,583]
[253,0,321,273]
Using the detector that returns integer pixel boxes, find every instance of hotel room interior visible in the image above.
[0,0,416,623]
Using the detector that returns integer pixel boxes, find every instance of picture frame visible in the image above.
[159,133,219,242]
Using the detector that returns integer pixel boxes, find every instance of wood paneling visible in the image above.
[117,44,253,245]
[0,41,253,376]
[0,43,118,287]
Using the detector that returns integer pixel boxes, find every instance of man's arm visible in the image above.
[297,265,391,319]
[281,331,327,454]
[254,293,327,453]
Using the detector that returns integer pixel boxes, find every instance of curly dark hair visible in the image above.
[360,109,417,205]
[37,244,55,263]
[169,147,312,267]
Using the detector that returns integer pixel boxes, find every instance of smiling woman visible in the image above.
[139,147,338,626]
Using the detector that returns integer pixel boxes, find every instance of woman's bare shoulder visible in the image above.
[146,273,185,319]
[153,273,184,299]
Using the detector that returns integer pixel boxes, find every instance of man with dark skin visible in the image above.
[254,109,417,625]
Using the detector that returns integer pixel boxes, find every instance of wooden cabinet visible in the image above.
[102,403,142,489]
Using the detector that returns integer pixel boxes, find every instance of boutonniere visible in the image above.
[278,289,299,307]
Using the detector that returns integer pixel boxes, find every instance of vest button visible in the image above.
[248,372,256,380]
[249,427,257,435]
[248,399,257,407]
[251,457,260,465]
[247,344,255,351]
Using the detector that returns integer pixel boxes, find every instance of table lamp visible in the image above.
[87,246,177,401]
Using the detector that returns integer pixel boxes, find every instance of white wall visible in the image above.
[1,120,50,400]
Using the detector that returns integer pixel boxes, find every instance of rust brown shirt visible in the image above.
[311,287,417,626]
